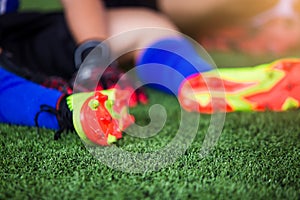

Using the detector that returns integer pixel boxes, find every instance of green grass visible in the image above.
[1,90,300,199]
[1,1,300,199]
[20,0,62,11]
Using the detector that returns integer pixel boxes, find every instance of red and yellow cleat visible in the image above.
[179,58,300,113]
[69,89,135,146]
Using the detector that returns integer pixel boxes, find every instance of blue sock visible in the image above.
[136,37,212,95]
[0,67,61,129]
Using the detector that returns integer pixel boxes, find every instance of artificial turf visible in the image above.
[1,1,300,199]
[1,89,300,199]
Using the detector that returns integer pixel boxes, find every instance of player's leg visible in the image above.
[0,51,133,145]
[106,8,213,95]
[111,7,300,113]
[0,52,65,130]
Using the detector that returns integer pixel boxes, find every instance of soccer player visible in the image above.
[0,0,299,146]
[0,0,213,144]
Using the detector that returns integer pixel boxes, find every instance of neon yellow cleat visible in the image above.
[68,89,135,146]
[179,58,300,113]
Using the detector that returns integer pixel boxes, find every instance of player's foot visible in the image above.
[36,89,135,146]
[68,89,135,146]
[179,58,300,113]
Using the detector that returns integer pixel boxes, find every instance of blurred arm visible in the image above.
[60,0,108,44]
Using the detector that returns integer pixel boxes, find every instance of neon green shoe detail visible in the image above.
[68,89,134,146]
[107,134,117,145]
[179,58,300,113]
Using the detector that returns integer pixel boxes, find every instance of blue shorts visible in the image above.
[0,0,19,14]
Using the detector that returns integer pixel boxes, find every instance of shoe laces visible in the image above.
[34,95,74,140]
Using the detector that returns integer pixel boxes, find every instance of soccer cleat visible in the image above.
[68,89,135,146]
[35,89,134,145]
[179,58,300,113]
